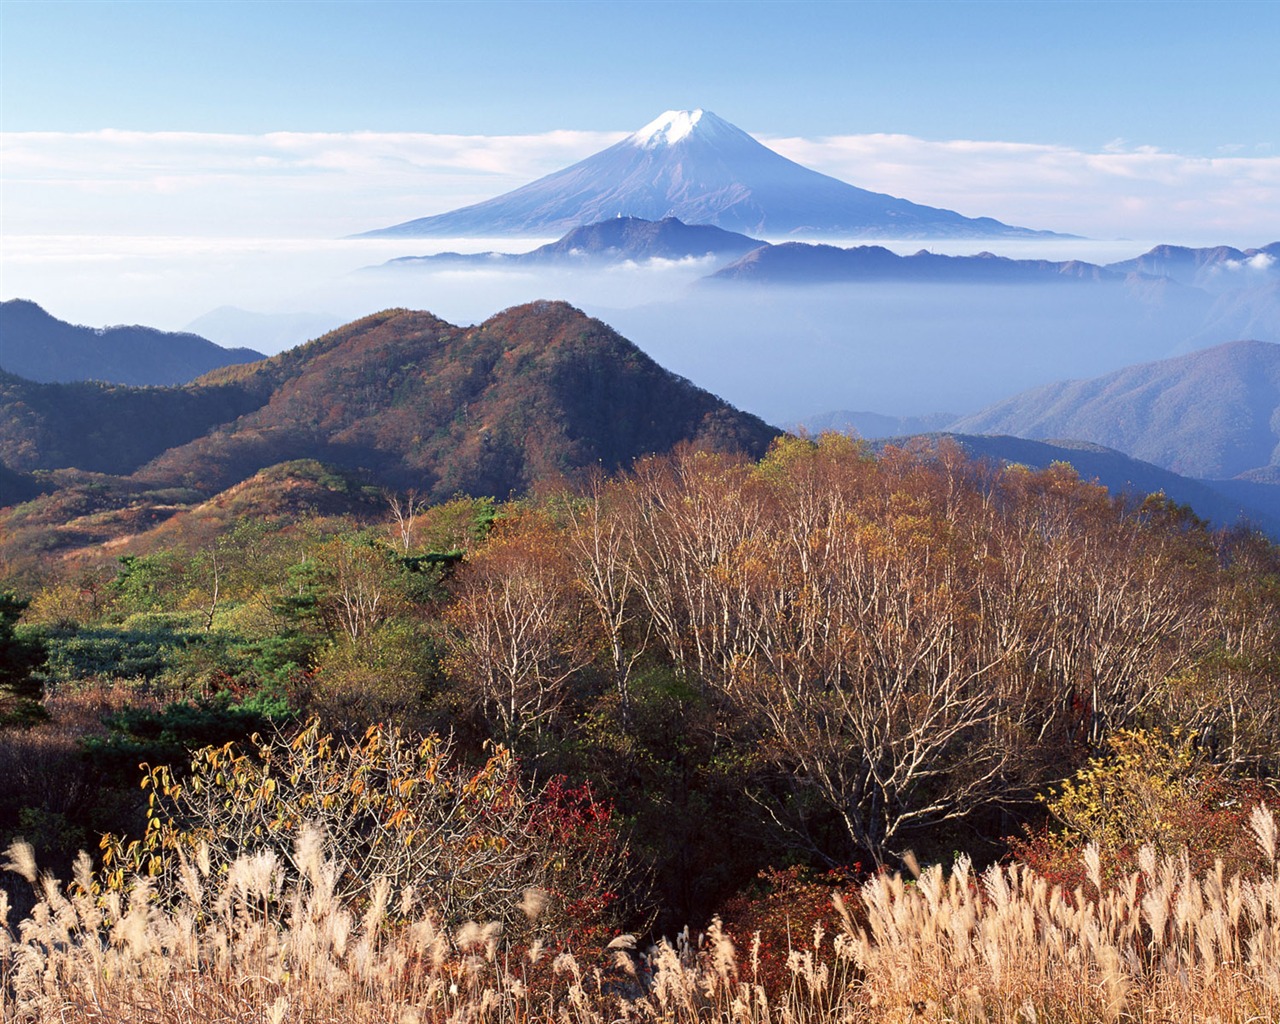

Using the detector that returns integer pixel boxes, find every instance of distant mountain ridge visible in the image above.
[706,239,1280,288]
[950,339,1280,480]
[708,243,1126,285]
[381,217,764,270]
[1107,242,1280,292]
[0,299,265,386]
[376,224,1278,319]
[790,410,957,438]
[361,109,1068,240]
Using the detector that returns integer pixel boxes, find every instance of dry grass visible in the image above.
[4,810,1280,1023]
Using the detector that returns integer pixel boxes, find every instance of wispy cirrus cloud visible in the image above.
[3,127,1277,242]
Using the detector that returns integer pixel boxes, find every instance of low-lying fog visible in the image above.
[5,232,1275,426]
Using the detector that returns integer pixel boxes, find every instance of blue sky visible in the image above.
[2,0,1276,154]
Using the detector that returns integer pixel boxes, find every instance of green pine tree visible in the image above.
[0,593,47,726]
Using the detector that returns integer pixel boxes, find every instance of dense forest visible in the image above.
[3,435,1280,1020]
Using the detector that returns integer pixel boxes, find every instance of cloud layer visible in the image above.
[4,127,1276,242]
[763,132,1278,242]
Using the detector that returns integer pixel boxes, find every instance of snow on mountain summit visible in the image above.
[631,109,706,148]
[628,109,754,151]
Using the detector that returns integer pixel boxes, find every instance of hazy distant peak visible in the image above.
[0,298,264,386]
[631,109,707,148]
[949,339,1280,480]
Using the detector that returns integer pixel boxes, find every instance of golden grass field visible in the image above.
[4,805,1280,1023]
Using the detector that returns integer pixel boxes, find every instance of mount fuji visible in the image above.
[361,109,1069,240]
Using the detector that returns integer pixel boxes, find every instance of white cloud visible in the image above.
[0,129,626,236]
[761,133,1280,242]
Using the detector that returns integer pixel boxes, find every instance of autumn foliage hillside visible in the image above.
[142,301,780,497]
[0,369,264,476]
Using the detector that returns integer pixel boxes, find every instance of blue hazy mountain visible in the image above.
[379,217,764,269]
[949,340,1280,481]
[184,307,345,358]
[704,239,1279,290]
[360,109,1069,240]
[789,409,958,438]
[1107,242,1280,291]
[696,241,1277,360]
[0,299,264,386]
[708,243,1122,284]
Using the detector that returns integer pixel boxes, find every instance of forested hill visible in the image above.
[0,302,780,503]
[0,369,266,477]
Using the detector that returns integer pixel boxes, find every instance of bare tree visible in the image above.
[562,475,651,717]
[445,514,598,746]
[319,539,394,643]
[387,488,427,554]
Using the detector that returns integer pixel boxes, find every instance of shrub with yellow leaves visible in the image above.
[98,718,631,929]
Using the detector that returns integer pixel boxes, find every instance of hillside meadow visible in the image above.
[4,434,1280,1020]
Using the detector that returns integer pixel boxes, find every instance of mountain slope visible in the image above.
[0,369,268,476]
[135,301,781,499]
[1106,242,1280,292]
[0,300,265,385]
[0,460,385,563]
[381,217,764,270]
[361,109,1064,240]
[949,340,1280,479]
[708,243,1123,285]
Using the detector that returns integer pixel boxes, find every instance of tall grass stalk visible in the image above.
[4,813,1280,1022]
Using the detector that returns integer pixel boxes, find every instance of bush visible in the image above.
[1012,728,1274,888]
[38,624,191,685]
[715,864,864,996]
[82,693,292,787]
[100,720,634,933]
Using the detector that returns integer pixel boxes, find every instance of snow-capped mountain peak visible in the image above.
[361,108,1067,240]
[630,109,706,148]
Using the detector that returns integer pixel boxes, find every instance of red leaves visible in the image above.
[716,864,865,996]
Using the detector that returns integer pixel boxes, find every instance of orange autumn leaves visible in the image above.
[440,436,1279,863]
